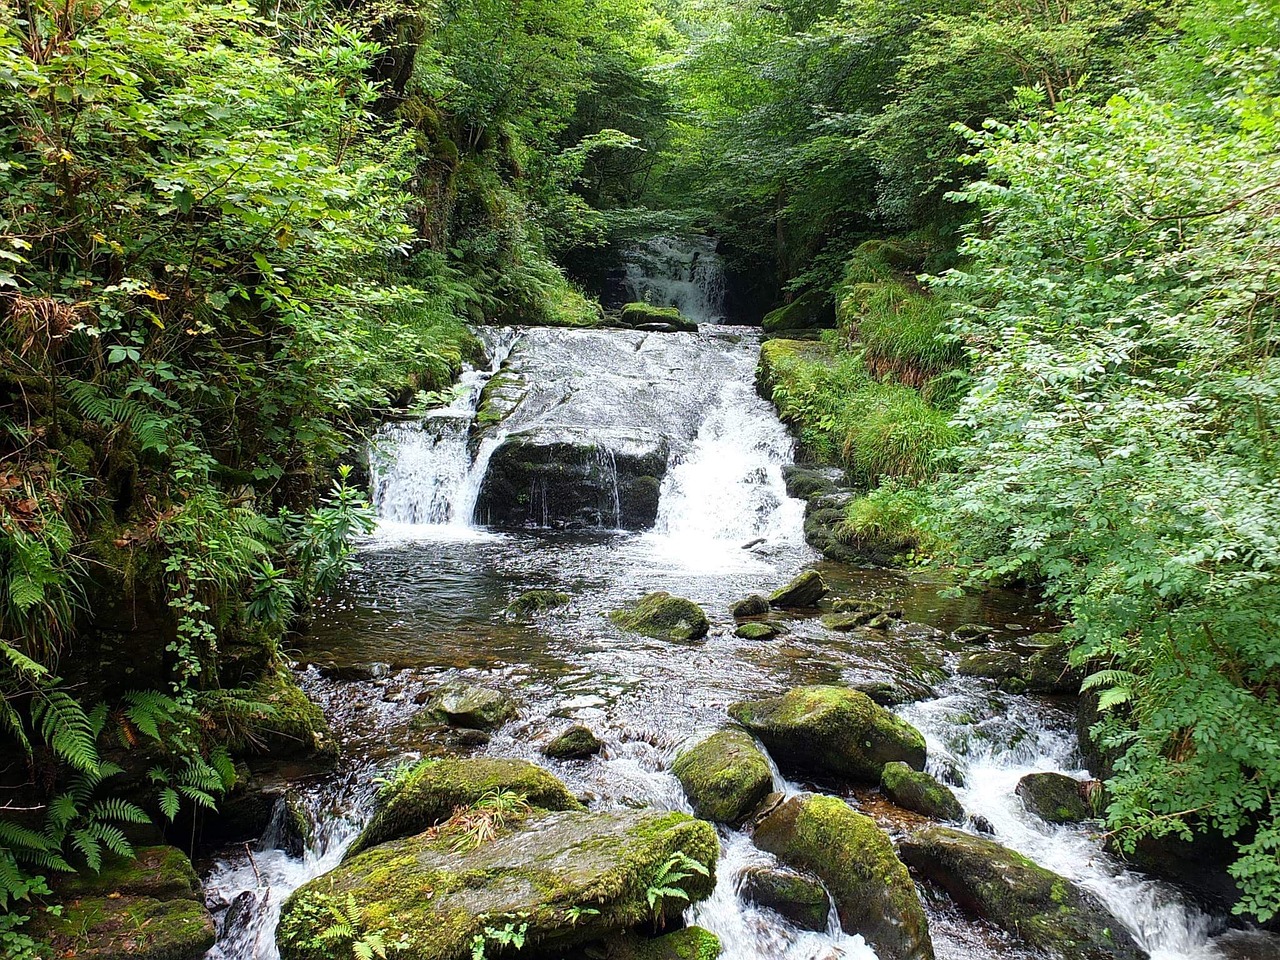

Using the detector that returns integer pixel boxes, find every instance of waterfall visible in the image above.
[623,235,727,324]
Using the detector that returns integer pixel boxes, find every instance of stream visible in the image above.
[203,239,1245,960]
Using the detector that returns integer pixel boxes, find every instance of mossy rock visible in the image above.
[730,594,770,619]
[822,610,877,631]
[672,729,773,824]
[753,794,933,960]
[768,570,829,609]
[761,290,836,333]
[780,465,840,501]
[957,651,1023,681]
[508,589,572,615]
[422,680,516,730]
[1024,636,1083,694]
[610,592,710,642]
[739,866,831,931]
[346,757,582,859]
[620,302,698,332]
[899,826,1144,960]
[279,809,719,960]
[953,623,995,642]
[880,762,963,822]
[608,926,722,960]
[1016,772,1090,824]
[542,724,603,760]
[729,685,926,782]
[735,621,781,641]
[234,666,337,767]
[850,677,935,707]
[55,846,201,902]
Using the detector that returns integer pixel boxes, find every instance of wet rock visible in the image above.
[1024,635,1083,694]
[768,570,829,609]
[609,926,723,960]
[780,465,840,501]
[1214,930,1280,960]
[957,650,1023,681]
[232,666,338,769]
[619,302,698,332]
[762,290,836,333]
[822,610,877,631]
[899,826,1144,960]
[346,756,582,858]
[1111,827,1245,918]
[735,621,781,641]
[849,677,935,707]
[445,727,491,749]
[953,623,996,642]
[672,729,773,824]
[543,724,603,760]
[740,866,831,932]
[970,815,996,835]
[730,685,926,782]
[508,589,572,614]
[610,592,710,642]
[279,810,719,960]
[421,680,516,730]
[1016,772,1090,824]
[730,594,770,619]
[881,762,964,822]
[754,794,934,960]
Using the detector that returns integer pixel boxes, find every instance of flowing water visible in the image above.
[623,235,727,323]
[205,239,1248,960]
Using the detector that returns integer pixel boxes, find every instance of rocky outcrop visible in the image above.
[619,302,699,333]
[279,809,719,960]
[768,570,828,609]
[753,794,933,960]
[542,724,603,760]
[740,867,831,931]
[729,685,926,782]
[899,826,1144,960]
[672,729,773,824]
[762,290,836,334]
[1016,772,1090,824]
[346,757,582,859]
[610,592,710,641]
[881,762,963,822]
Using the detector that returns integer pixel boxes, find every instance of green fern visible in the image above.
[64,380,175,455]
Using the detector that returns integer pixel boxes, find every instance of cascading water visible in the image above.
[623,235,727,323]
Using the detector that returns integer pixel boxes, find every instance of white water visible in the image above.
[623,235,727,323]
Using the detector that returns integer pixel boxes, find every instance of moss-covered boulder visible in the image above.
[734,621,781,641]
[37,847,215,960]
[610,592,710,641]
[761,290,836,334]
[422,681,516,730]
[542,724,603,760]
[768,570,828,609]
[508,589,572,615]
[957,651,1023,681]
[753,794,933,960]
[739,866,831,931]
[620,302,699,333]
[729,685,926,782]
[672,729,773,824]
[346,757,582,859]
[1016,772,1090,824]
[899,827,1143,960]
[880,762,963,822]
[608,926,722,960]
[953,623,995,642]
[822,610,877,631]
[730,594,770,619]
[1024,636,1083,694]
[231,666,337,767]
[279,809,719,960]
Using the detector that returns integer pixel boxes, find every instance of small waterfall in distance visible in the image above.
[623,235,727,323]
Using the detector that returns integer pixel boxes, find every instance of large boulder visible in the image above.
[619,302,699,333]
[1016,772,1090,824]
[346,757,582,859]
[762,290,836,334]
[278,810,719,960]
[420,681,516,730]
[610,592,710,642]
[739,866,831,932]
[899,827,1144,960]
[1024,636,1084,694]
[957,651,1024,682]
[36,846,215,960]
[753,794,933,960]
[542,725,603,760]
[729,685,926,782]
[768,570,829,609]
[672,729,773,824]
[881,762,963,822]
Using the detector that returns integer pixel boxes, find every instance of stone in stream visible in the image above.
[609,926,722,959]
[507,588,572,614]
[345,756,582,859]
[610,591,710,641]
[278,809,718,960]
[542,724,603,760]
[735,621,782,641]
[1016,772,1091,824]
[730,594,770,619]
[768,570,829,609]
[420,680,516,730]
[880,761,964,822]
[729,685,926,782]
[953,623,996,642]
[672,729,773,824]
[33,846,216,960]
[898,826,1145,960]
[1024,635,1084,694]
[739,866,832,932]
[753,794,934,960]
[822,610,878,630]
[619,302,699,332]
[957,650,1024,681]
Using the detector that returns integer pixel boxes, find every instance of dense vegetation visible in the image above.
[3,0,1280,948]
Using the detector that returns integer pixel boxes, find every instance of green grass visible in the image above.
[834,484,938,558]
[840,279,962,387]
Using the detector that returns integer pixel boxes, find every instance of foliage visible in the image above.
[836,484,936,559]
[316,893,409,960]
[645,850,710,926]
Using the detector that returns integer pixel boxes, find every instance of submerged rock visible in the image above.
[953,623,996,642]
[739,866,831,932]
[422,680,516,730]
[729,685,926,782]
[610,592,710,641]
[1016,772,1090,824]
[608,926,722,960]
[822,610,878,631]
[734,621,781,641]
[768,570,829,609]
[346,756,582,858]
[730,594,770,619]
[881,762,964,822]
[899,826,1144,960]
[508,589,572,614]
[542,724,603,760]
[672,729,773,824]
[753,794,934,960]
[279,810,719,960]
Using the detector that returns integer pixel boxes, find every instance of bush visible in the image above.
[835,484,938,559]
[842,280,962,387]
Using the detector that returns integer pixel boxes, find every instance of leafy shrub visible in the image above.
[835,484,937,558]
[840,381,960,486]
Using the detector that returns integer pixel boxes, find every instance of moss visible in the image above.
[957,651,1023,681]
[1015,772,1089,824]
[507,588,572,614]
[611,926,722,960]
[542,724,603,760]
[609,592,710,642]
[761,290,836,333]
[880,762,963,822]
[421,680,516,729]
[672,729,773,824]
[230,666,337,766]
[767,570,828,609]
[739,867,830,931]
[734,621,780,641]
[729,594,770,619]
[754,794,932,960]
[619,302,698,332]
[55,846,200,902]
[37,894,216,960]
[346,757,583,859]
